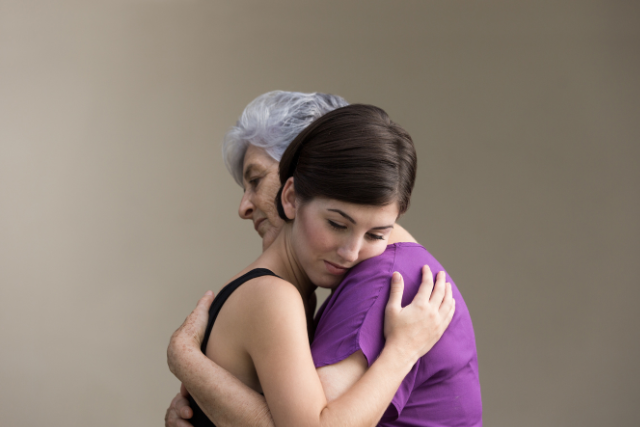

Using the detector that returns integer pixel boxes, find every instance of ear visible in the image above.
[281,177,297,220]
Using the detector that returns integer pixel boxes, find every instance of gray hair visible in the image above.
[222,90,349,186]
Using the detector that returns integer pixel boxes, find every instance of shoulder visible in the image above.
[219,272,307,335]
[351,242,430,274]
[235,274,305,316]
[341,243,432,296]
[226,275,309,354]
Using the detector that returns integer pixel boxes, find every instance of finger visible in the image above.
[170,392,180,407]
[176,395,193,420]
[439,281,453,311]
[386,272,405,315]
[165,406,182,427]
[179,404,193,420]
[429,271,447,305]
[413,265,434,303]
[441,298,456,330]
[166,408,195,427]
[194,290,215,316]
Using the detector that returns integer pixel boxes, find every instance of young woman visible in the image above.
[167,104,456,427]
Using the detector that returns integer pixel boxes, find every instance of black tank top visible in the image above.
[188,268,279,427]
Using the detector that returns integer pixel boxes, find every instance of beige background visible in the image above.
[1,1,639,426]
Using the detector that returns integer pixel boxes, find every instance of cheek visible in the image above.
[295,216,333,257]
[253,191,278,222]
[307,220,333,250]
[261,179,282,218]
[358,240,388,262]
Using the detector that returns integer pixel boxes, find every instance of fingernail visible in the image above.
[205,290,213,296]
[391,272,400,283]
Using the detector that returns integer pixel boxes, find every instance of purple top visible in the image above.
[311,243,482,427]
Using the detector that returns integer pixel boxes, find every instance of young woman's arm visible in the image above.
[168,267,454,427]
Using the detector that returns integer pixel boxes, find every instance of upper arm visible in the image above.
[241,278,330,427]
[316,350,368,402]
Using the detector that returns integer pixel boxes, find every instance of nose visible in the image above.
[238,191,254,219]
[336,236,362,264]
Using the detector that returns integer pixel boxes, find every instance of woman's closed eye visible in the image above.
[328,220,385,241]
[366,233,385,241]
[328,220,346,230]
[248,176,262,189]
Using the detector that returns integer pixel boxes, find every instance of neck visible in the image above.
[254,225,317,312]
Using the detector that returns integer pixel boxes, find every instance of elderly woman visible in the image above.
[166,92,481,427]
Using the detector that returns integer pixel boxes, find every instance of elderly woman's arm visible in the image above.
[168,267,453,427]
[165,351,368,427]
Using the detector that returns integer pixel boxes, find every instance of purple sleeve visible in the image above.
[311,244,420,419]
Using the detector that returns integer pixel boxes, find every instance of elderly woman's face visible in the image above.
[239,145,285,251]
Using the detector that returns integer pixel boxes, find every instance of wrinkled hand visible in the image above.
[165,384,194,427]
[384,266,455,361]
[167,291,215,377]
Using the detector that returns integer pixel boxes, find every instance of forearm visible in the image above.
[171,350,274,427]
[317,346,416,427]
[173,345,413,427]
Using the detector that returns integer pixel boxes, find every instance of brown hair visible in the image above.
[275,104,417,220]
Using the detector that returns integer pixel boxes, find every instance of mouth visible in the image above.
[323,260,350,276]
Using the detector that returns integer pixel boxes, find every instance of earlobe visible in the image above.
[281,177,297,220]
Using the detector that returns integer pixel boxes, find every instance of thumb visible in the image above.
[195,290,215,315]
[183,290,214,339]
[386,272,405,315]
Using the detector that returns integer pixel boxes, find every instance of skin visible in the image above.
[239,145,284,251]
[169,266,452,427]
[166,147,453,427]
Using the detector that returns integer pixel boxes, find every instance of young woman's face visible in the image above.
[238,145,284,251]
[289,196,399,289]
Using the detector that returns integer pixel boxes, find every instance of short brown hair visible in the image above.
[275,104,417,220]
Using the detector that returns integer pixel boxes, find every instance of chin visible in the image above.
[315,273,343,289]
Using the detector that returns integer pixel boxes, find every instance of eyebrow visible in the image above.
[327,208,395,230]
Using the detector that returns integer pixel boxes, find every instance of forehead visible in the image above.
[243,145,278,172]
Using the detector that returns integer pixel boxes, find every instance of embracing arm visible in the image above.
[168,267,454,427]
[167,291,273,427]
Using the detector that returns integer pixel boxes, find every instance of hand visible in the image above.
[165,384,194,427]
[167,291,215,377]
[384,266,455,362]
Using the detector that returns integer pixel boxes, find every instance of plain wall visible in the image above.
[1,1,638,426]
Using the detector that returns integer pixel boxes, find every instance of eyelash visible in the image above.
[327,220,385,241]
[328,220,346,230]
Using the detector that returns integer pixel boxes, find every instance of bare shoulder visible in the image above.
[232,275,306,322]
[239,275,302,303]
[223,275,309,360]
